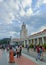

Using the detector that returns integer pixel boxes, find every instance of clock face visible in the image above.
[23,26,24,28]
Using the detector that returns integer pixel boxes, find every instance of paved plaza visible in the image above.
[0,49,46,65]
[22,48,46,63]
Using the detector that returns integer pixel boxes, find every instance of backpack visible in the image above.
[39,48,42,53]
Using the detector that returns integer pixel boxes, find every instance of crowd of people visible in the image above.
[1,43,44,63]
[9,45,22,63]
[26,44,44,61]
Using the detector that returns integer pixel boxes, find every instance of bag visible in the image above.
[39,48,42,54]
[14,51,16,56]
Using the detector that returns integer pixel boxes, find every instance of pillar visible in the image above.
[33,39,35,45]
[31,39,32,44]
[42,37,44,45]
[37,38,39,45]
[29,40,31,44]
[27,40,29,44]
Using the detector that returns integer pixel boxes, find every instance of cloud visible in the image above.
[22,0,32,8]
[39,26,46,31]
[31,25,46,35]
[9,31,16,36]
[6,12,15,24]
[0,0,46,39]
[20,8,25,16]
[19,0,33,16]
[0,0,3,2]
[26,8,33,16]
[33,10,40,15]
[9,31,20,38]
[43,0,46,3]
[20,7,33,16]
[26,24,34,35]
[36,0,43,8]
[2,12,15,24]
[35,0,46,10]
[6,0,19,10]
[0,22,2,25]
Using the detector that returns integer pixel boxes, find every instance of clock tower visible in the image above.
[20,22,28,39]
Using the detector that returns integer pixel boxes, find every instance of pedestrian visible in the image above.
[42,46,44,59]
[16,45,20,58]
[20,45,22,56]
[9,46,15,63]
[39,46,43,61]
[36,45,40,61]
[26,44,27,48]
[27,44,30,52]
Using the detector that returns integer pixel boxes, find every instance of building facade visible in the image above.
[11,23,46,47]
[24,29,46,47]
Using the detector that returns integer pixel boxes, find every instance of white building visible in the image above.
[24,29,46,47]
[11,23,46,47]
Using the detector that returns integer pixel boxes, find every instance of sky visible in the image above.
[0,0,46,39]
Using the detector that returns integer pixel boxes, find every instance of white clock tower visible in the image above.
[20,22,28,39]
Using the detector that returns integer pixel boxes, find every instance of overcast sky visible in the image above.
[0,0,46,39]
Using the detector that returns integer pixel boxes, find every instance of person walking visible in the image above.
[27,44,30,52]
[9,46,15,63]
[36,45,40,61]
[42,46,44,59]
[19,45,22,56]
[39,46,43,61]
[16,45,20,58]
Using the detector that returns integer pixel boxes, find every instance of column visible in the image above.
[37,38,39,45]
[29,40,31,44]
[31,39,32,44]
[33,39,35,45]
[42,37,44,45]
[27,40,29,44]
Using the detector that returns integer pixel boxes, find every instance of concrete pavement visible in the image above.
[22,48,46,63]
[23,53,46,65]
[0,49,46,65]
[0,49,38,65]
[15,55,38,65]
